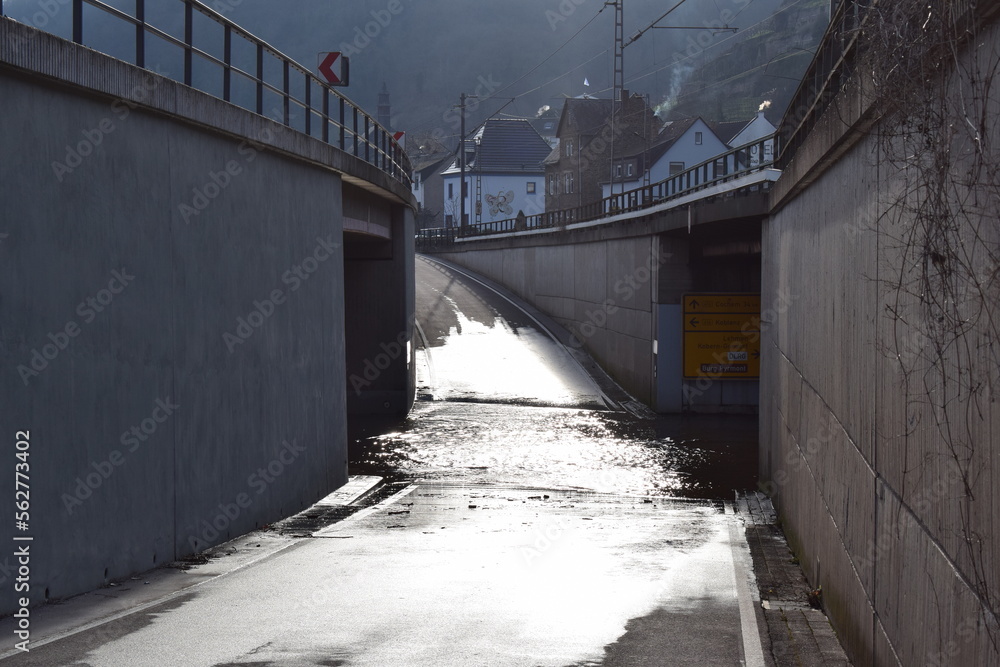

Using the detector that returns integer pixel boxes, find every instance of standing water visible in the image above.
[352,256,758,500]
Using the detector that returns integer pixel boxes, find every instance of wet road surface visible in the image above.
[355,256,759,500]
[0,255,766,666]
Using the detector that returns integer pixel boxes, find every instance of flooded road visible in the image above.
[0,256,769,667]
[354,255,759,500]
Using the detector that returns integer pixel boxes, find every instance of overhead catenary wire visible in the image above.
[407,9,609,139]
[624,0,694,48]
[479,4,610,105]
[413,0,808,141]
[616,0,810,91]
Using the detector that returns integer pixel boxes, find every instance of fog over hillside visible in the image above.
[5,0,825,139]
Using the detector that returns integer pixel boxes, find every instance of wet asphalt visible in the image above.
[0,255,767,666]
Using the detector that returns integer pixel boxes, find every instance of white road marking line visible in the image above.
[313,484,419,537]
[726,502,767,667]
[314,475,383,507]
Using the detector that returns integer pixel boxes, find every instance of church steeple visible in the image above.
[377,82,392,131]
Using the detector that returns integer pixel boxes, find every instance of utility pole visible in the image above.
[459,93,467,228]
[606,0,624,196]
[457,93,478,229]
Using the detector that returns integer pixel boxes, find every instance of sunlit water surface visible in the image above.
[353,282,758,499]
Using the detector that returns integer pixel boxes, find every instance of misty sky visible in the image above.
[4,0,788,136]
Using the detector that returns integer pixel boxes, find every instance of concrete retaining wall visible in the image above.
[0,18,413,615]
[432,237,659,406]
[761,18,1000,666]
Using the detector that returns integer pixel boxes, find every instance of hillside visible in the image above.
[661,0,830,123]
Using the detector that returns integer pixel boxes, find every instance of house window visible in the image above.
[548,175,557,195]
[448,183,454,198]
[564,172,574,194]
[565,139,574,157]
[527,182,536,194]
[626,163,634,177]
[695,131,703,145]
[669,162,685,175]
[615,164,622,178]
[445,214,454,226]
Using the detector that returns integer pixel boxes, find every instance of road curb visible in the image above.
[736,491,852,666]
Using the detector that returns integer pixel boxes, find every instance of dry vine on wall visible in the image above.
[863,0,999,650]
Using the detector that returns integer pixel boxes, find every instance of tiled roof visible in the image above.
[658,117,699,146]
[441,119,551,175]
[557,97,614,137]
[709,119,752,145]
[413,154,451,180]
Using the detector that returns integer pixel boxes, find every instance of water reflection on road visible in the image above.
[352,256,758,500]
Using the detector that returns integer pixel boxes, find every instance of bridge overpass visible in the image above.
[0,3,414,615]
[419,136,779,414]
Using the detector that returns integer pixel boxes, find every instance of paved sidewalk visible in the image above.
[736,492,852,666]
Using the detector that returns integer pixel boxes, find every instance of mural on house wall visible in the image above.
[485,190,515,218]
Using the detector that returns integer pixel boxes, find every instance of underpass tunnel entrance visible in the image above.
[655,219,763,414]
[342,183,416,439]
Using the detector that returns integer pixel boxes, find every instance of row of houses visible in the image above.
[412,93,777,229]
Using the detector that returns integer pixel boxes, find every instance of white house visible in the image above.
[727,109,777,165]
[440,119,551,227]
[601,117,729,199]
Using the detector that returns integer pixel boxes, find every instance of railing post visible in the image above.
[135,0,145,68]
[222,25,231,102]
[339,97,346,150]
[353,107,359,157]
[183,1,192,86]
[322,87,329,144]
[364,116,370,163]
[72,0,82,43]
[255,44,264,114]
[304,74,311,136]
[282,61,290,126]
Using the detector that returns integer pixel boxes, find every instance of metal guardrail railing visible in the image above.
[776,0,873,170]
[776,0,993,170]
[416,134,776,247]
[2,0,411,188]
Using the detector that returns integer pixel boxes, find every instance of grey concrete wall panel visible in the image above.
[433,223,761,411]
[0,17,414,615]
[761,15,1000,665]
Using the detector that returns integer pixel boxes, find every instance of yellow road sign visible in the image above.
[682,293,762,379]
[684,293,760,314]
[684,313,760,333]
[683,331,761,378]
